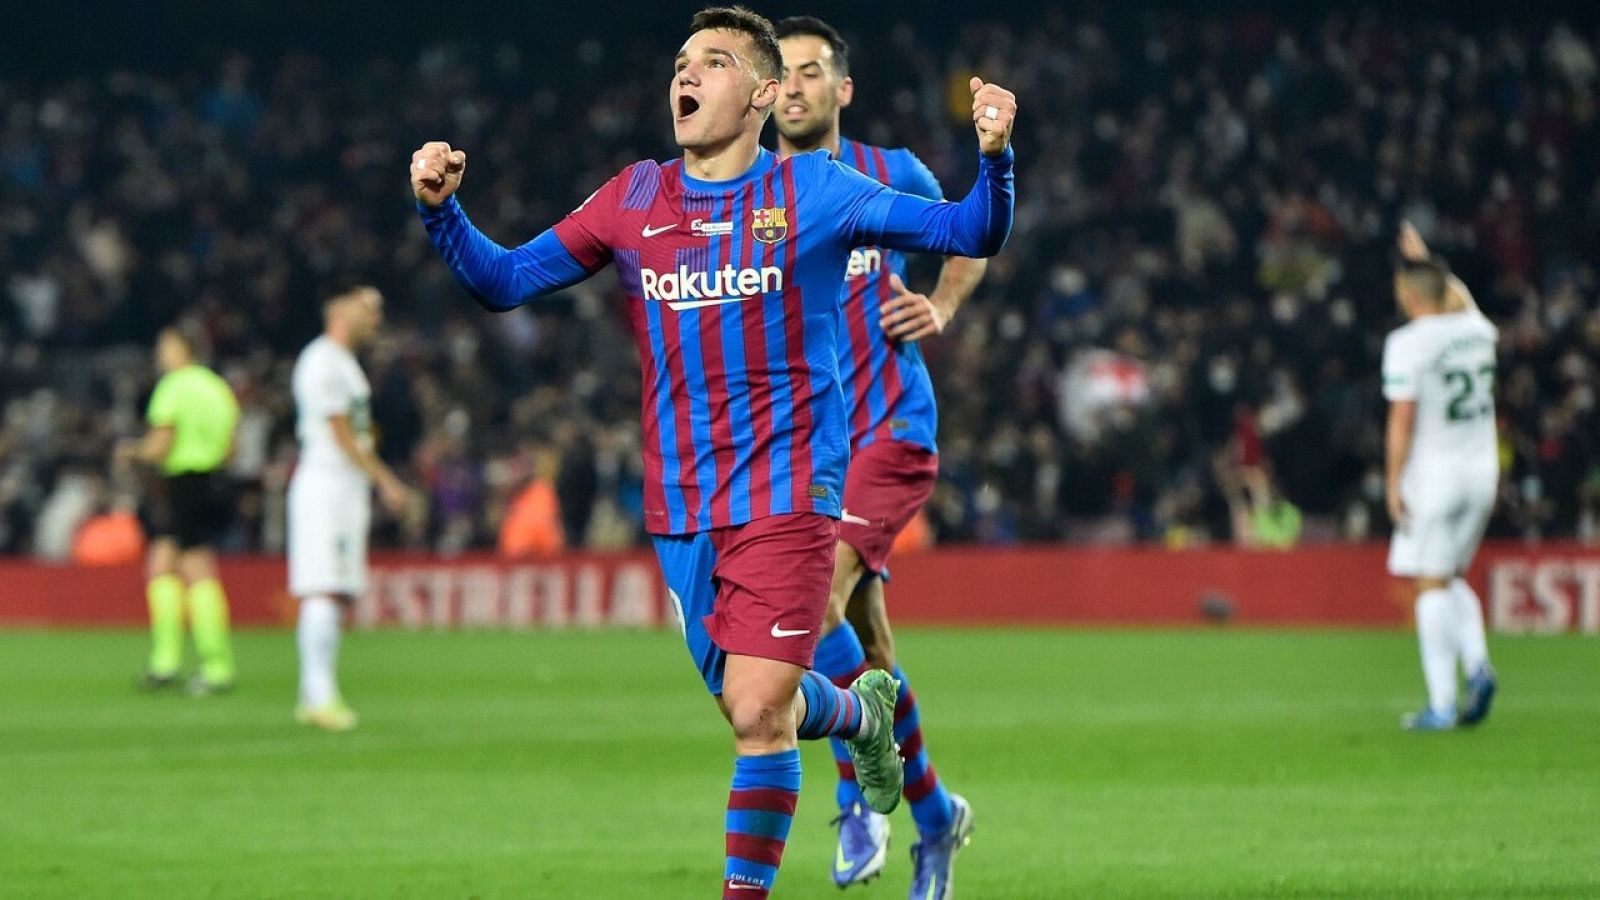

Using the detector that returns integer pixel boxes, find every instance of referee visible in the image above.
[117,326,240,695]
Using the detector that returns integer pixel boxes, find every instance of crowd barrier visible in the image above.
[2,542,1596,634]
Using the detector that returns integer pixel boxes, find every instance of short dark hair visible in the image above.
[324,283,381,314]
[689,6,782,81]
[774,16,850,76]
[1397,258,1449,304]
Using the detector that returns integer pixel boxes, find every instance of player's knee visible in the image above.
[146,542,177,580]
[723,691,796,745]
[178,550,217,584]
[1415,576,1450,596]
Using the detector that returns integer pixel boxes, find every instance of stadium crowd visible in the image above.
[3,9,1599,557]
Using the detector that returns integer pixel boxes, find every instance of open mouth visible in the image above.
[676,95,701,121]
[782,103,808,119]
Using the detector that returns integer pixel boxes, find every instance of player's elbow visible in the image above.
[469,290,521,314]
[456,267,527,312]
[969,221,1012,258]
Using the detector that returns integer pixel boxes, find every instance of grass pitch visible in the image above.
[0,627,1596,898]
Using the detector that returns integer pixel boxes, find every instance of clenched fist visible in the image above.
[411,141,467,208]
[969,77,1017,158]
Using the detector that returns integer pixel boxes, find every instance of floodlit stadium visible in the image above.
[2,2,1598,898]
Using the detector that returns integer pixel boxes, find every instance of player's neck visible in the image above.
[682,130,764,182]
[776,128,841,160]
[325,326,353,349]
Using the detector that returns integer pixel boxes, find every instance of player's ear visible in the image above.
[837,76,854,110]
[752,77,779,115]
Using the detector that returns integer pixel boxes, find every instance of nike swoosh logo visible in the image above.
[841,511,871,526]
[835,845,855,874]
[641,223,676,237]
[666,297,744,311]
[771,623,811,638]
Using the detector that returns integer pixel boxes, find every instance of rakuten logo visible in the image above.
[640,264,784,311]
[846,247,882,278]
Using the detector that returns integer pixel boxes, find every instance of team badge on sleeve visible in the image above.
[751,207,789,244]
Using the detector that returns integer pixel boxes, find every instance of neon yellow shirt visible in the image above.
[146,364,239,476]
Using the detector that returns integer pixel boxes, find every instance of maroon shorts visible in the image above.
[839,439,939,575]
[654,512,839,692]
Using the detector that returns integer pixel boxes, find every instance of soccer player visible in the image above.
[411,7,1016,897]
[288,285,411,732]
[1384,222,1499,731]
[771,16,980,895]
[116,326,240,695]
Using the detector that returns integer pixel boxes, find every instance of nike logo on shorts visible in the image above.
[840,510,871,526]
[770,623,811,638]
[641,223,676,237]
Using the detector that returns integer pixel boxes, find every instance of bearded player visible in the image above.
[772,16,982,897]
[412,7,1016,897]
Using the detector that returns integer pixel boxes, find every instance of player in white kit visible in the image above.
[289,286,411,731]
[1383,224,1499,731]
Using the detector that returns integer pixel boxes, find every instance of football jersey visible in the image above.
[422,146,1014,536]
[1381,308,1499,475]
[145,364,239,476]
[292,335,373,483]
[833,137,942,455]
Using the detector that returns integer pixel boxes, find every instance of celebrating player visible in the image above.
[771,16,980,895]
[412,6,1016,897]
[1384,223,1499,731]
[287,286,412,732]
[117,326,240,696]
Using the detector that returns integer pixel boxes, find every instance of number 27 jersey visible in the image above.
[1381,309,1499,474]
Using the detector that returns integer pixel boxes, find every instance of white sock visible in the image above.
[1415,588,1458,716]
[1450,578,1491,677]
[297,595,342,708]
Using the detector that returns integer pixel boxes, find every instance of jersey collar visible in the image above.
[677,148,779,195]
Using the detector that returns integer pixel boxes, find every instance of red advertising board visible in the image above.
[0,542,1595,633]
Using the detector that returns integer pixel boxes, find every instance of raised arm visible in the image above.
[837,78,1017,258]
[1399,220,1479,315]
[844,149,1014,259]
[412,141,600,312]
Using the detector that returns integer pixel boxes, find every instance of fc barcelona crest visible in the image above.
[751,207,789,244]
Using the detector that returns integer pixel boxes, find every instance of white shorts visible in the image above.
[1388,467,1496,579]
[288,468,372,598]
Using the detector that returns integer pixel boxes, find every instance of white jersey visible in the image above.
[1381,309,1499,479]
[291,335,373,483]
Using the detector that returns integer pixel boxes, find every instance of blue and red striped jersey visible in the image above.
[421,147,1013,535]
[834,137,943,455]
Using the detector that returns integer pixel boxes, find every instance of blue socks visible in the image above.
[723,749,801,898]
[796,669,864,740]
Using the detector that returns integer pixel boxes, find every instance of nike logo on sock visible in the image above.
[771,623,811,638]
[641,223,676,237]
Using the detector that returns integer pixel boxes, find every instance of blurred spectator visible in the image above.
[497,447,565,559]
[72,504,145,566]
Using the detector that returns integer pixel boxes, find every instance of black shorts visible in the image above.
[147,471,235,550]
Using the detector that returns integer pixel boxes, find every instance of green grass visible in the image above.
[0,628,1596,899]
